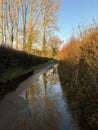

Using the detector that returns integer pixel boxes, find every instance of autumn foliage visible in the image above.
[58,24,98,129]
[58,37,80,61]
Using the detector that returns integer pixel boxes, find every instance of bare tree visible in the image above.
[40,0,60,55]
[0,0,4,44]
[27,0,40,52]
[48,36,62,57]
[3,0,8,45]
[7,0,16,47]
[14,0,21,49]
[21,0,28,50]
[0,0,61,52]
[27,0,35,52]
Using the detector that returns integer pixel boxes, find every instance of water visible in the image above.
[0,65,79,130]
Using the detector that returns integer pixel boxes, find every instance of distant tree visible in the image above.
[48,36,62,57]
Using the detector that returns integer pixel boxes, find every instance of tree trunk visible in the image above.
[16,24,18,49]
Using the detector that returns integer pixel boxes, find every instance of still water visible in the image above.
[0,65,78,130]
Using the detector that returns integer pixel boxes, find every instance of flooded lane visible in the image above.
[0,64,79,130]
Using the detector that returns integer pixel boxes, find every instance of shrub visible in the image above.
[0,46,49,74]
[58,24,98,129]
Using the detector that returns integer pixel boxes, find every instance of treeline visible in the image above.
[58,23,98,129]
[0,0,60,54]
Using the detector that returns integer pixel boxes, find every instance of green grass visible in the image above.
[0,46,56,98]
[0,60,55,84]
[0,45,58,99]
[0,59,57,99]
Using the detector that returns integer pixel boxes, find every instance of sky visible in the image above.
[57,0,98,42]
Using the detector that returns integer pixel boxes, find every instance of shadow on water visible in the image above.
[0,70,34,99]
[0,65,79,130]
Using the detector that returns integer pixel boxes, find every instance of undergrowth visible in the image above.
[58,24,98,130]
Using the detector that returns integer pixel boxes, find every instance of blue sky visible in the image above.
[57,0,98,42]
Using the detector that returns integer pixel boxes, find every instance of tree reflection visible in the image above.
[43,73,47,89]
[15,68,62,130]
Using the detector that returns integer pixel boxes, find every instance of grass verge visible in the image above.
[0,60,56,99]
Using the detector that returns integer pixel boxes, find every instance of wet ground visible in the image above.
[0,63,79,130]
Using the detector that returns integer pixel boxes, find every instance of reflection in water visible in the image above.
[14,68,78,130]
[43,73,47,89]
